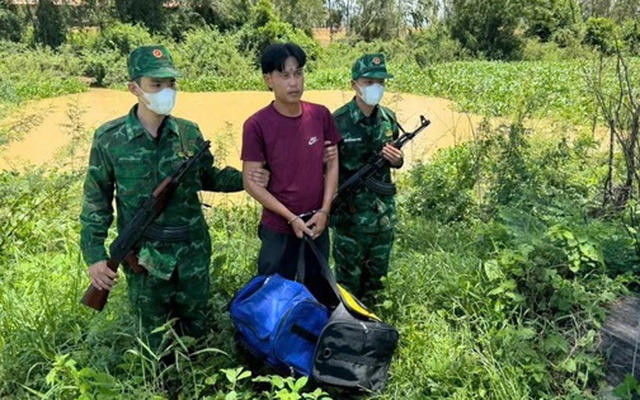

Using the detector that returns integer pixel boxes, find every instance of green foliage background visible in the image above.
[2,0,640,398]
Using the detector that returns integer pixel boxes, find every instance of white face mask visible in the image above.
[136,84,177,116]
[357,83,385,106]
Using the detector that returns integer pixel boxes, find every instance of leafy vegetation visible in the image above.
[2,0,640,398]
[1,109,636,399]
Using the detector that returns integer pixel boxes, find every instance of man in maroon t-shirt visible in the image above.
[241,42,341,293]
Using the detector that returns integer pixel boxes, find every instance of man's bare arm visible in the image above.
[243,160,313,238]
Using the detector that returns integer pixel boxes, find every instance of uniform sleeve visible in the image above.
[197,131,243,192]
[324,106,342,144]
[79,134,115,266]
[391,110,400,140]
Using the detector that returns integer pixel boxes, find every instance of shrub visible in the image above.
[583,17,620,55]
[407,24,468,66]
[64,27,100,55]
[80,49,125,87]
[95,22,154,57]
[621,19,640,55]
[401,142,481,223]
[170,27,253,79]
[0,8,23,43]
[164,6,206,42]
[238,0,320,66]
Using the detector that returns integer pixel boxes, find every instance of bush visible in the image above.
[0,8,23,43]
[164,6,206,42]
[407,24,468,66]
[95,22,154,57]
[238,0,320,66]
[583,17,620,55]
[401,142,480,223]
[621,19,640,55]
[170,27,252,79]
[0,42,86,103]
[64,27,100,55]
[80,49,126,87]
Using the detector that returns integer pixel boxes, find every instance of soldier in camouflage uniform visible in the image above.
[80,45,268,350]
[331,53,404,301]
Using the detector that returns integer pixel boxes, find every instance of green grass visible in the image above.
[1,118,635,398]
[1,28,639,399]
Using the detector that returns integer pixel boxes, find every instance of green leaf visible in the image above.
[613,374,638,398]
[205,374,219,386]
[238,370,252,381]
[293,376,308,392]
[484,259,502,281]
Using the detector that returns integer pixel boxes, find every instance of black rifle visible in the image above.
[332,115,430,206]
[81,141,211,311]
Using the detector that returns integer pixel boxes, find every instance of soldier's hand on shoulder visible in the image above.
[88,260,117,291]
[382,143,403,167]
[248,167,270,188]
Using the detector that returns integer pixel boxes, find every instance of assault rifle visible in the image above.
[332,115,430,206]
[81,141,211,311]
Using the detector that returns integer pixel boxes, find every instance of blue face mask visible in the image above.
[357,83,385,106]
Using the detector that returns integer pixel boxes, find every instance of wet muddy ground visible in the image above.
[0,88,482,205]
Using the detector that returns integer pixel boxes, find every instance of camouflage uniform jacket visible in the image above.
[80,105,242,279]
[332,98,399,233]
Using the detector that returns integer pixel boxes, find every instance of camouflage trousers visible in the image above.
[332,227,395,300]
[124,251,211,351]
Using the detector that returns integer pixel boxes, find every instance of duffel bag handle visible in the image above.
[295,237,306,283]
[302,235,381,321]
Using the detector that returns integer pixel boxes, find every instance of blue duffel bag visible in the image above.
[230,272,330,376]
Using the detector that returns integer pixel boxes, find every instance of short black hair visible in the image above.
[261,42,306,74]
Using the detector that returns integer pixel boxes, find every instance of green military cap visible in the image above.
[351,53,394,80]
[127,45,181,81]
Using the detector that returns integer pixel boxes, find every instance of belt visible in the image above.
[142,223,190,242]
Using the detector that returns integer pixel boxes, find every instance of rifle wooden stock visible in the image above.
[81,258,119,311]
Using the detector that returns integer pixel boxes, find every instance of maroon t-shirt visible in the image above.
[241,101,342,233]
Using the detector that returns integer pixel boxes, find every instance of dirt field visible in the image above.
[0,88,481,169]
[0,88,482,204]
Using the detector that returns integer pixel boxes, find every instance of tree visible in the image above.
[273,0,326,34]
[351,0,404,41]
[448,0,523,60]
[583,16,619,55]
[115,0,165,33]
[405,0,439,29]
[523,0,580,42]
[238,0,320,64]
[184,0,250,31]
[35,0,66,48]
[580,0,640,21]
[0,8,23,42]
